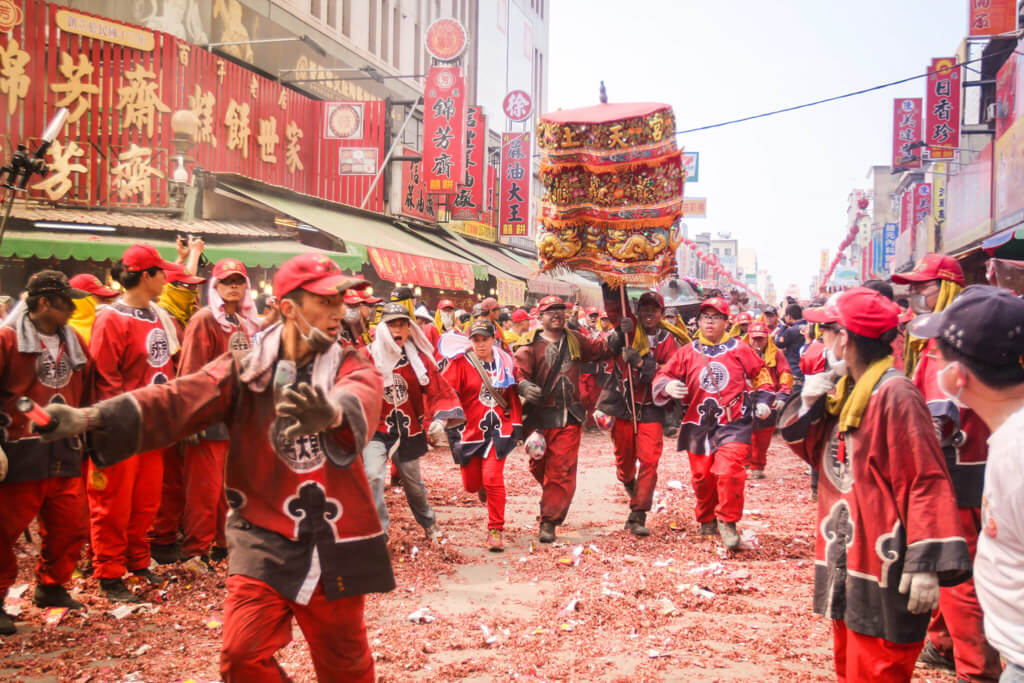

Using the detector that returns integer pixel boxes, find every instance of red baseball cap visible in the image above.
[747,321,771,338]
[479,297,500,312]
[585,306,600,316]
[121,244,182,274]
[69,273,119,298]
[167,271,207,285]
[343,290,364,305]
[212,258,248,281]
[835,287,900,339]
[699,297,729,316]
[511,309,531,323]
[890,253,965,287]
[438,299,455,310]
[736,312,755,326]
[804,292,842,325]
[273,254,366,299]
[537,295,565,312]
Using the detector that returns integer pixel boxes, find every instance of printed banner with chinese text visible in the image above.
[925,58,960,160]
[893,98,922,169]
[451,106,487,221]
[368,246,475,292]
[500,132,530,236]
[422,65,467,195]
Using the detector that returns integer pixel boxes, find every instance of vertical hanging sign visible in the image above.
[500,132,531,236]
[892,98,922,169]
[423,66,467,195]
[969,0,1017,36]
[451,105,487,221]
[925,58,960,160]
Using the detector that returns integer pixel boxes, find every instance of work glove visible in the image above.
[898,571,939,615]
[772,397,786,412]
[518,380,543,404]
[619,318,635,337]
[606,330,625,355]
[0,444,6,482]
[36,404,99,443]
[276,383,341,441]
[754,403,772,420]
[799,372,837,416]
[622,347,642,368]
[427,420,447,447]
[665,380,688,400]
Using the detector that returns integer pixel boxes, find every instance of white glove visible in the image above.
[772,398,786,411]
[37,404,99,443]
[665,380,688,400]
[754,403,771,420]
[801,372,837,402]
[898,571,939,614]
[427,420,447,446]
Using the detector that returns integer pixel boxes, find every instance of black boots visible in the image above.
[33,584,84,610]
[538,521,556,543]
[625,510,650,537]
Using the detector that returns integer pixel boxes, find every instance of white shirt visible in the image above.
[38,332,61,359]
[975,404,1024,667]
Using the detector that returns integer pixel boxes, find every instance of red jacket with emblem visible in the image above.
[441,353,522,464]
[90,302,176,400]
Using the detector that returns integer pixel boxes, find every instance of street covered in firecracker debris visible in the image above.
[1,431,960,682]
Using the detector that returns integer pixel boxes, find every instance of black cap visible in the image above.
[379,302,412,324]
[910,285,1024,367]
[471,303,485,317]
[389,286,414,302]
[469,321,495,338]
[26,270,88,300]
[764,305,778,315]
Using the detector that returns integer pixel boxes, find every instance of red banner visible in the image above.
[367,246,474,291]
[398,146,436,222]
[422,65,466,195]
[996,53,1018,139]
[500,132,530,236]
[969,0,1016,36]
[893,98,922,168]
[451,106,486,221]
[925,58,960,160]
[487,163,499,227]
[900,187,914,236]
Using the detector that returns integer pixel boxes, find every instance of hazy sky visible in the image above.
[547,0,969,296]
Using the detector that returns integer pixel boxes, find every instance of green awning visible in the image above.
[220,182,487,280]
[0,232,363,272]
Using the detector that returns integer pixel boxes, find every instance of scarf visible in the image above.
[516,328,581,359]
[149,302,183,356]
[157,283,198,328]
[631,319,691,356]
[696,331,729,347]
[904,280,962,377]
[437,333,516,389]
[2,305,88,370]
[68,295,99,346]
[743,335,779,367]
[238,322,342,394]
[825,356,894,433]
[370,318,433,388]
[208,274,261,336]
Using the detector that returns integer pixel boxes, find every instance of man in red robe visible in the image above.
[441,321,522,551]
[514,296,610,543]
[652,297,774,549]
[894,255,1001,681]
[780,287,971,682]
[744,321,793,479]
[0,272,92,635]
[40,254,393,682]
[600,291,684,536]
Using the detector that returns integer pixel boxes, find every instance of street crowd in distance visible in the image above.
[1,241,1023,683]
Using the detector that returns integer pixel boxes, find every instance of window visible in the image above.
[369,0,377,53]
[393,6,400,65]
[326,0,337,27]
[414,21,421,75]
[311,0,321,19]
[381,1,390,62]
[342,0,351,36]
[725,248,732,256]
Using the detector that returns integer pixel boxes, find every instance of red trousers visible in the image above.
[748,427,773,470]
[87,449,163,579]
[181,440,228,556]
[460,452,507,530]
[612,418,663,512]
[529,423,581,525]
[0,476,88,597]
[927,506,1002,682]
[221,574,373,683]
[149,445,185,547]
[688,441,749,523]
[832,619,922,682]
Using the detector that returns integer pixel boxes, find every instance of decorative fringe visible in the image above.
[539,151,682,177]
[539,214,681,231]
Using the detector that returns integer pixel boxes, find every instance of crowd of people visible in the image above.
[0,241,1022,683]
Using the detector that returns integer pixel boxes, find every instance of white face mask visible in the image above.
[295,307,337,353]
[937,362,968,409]
[910,292,932,315]
[826,339,848,376]
[441,311,454,329]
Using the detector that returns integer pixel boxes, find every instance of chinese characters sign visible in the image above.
[496,276,526,306]
[502,89,532,122]
[882,223,898,272]
[925,58,960,160]
[500,132,531,236]
[399,146,437,222]
[450,106,486,221]
[915,183,932,225]
[893,98,922,169]
[423,65,467,194]
[969,0,1016,36]
[367,247,474,291]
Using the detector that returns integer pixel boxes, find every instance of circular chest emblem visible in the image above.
[699,361,730,393]
[383,374,409,406]
[477,383,497,408]
[36,351,72,389]
[146,327,171,368]
[228,331,250,352]
[269,419,326,473]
